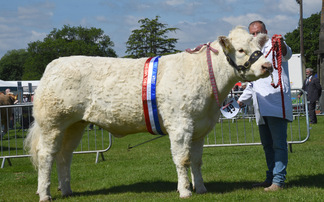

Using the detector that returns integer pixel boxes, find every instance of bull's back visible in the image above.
[33,56,149,134]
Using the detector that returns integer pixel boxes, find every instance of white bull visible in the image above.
[25,26,272,201]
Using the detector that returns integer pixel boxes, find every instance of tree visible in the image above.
[125,16,179,58]
[285,12,321,71]
[0,49,29,80]
[23,25,117,80]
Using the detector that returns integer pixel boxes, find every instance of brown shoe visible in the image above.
[264,184,283,192]
[252,181,272,188]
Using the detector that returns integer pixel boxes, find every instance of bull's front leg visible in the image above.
[168,130,193,198]
[190,137,207,194]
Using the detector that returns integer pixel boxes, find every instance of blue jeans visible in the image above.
[258,116,288,187]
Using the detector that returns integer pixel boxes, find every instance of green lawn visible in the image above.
[0,116,323,201]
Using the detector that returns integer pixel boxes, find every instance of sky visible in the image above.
[0,0,322,58]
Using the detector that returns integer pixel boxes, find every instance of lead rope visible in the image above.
[265,34,286,119]
[186,43,221,108]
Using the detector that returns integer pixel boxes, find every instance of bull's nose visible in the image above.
[262,62,273,73]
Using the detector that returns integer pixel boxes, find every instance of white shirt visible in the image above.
[238,38,293,125]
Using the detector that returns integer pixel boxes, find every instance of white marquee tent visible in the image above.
[0,80,39,93]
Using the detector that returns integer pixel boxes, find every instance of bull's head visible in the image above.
[218,26,272,81]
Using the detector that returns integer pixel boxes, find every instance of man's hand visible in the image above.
[273,35,287,56]
[237,100,246,108]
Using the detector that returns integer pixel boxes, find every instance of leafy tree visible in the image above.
[125,16,179,58]
[285,12,321,70]
[23,25,117,80]
[0,49,29,80]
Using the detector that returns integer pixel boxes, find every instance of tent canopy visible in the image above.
[0,80,39,93]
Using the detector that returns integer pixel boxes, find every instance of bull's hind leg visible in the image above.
[190,138,207,194]
[56,121,88,197]
[168,129,193,198]
[37,128,63,201]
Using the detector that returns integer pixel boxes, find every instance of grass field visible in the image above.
[0,116,323,201]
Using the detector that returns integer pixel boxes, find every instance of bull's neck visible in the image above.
[207,42,239,106]
[184,43,239,108]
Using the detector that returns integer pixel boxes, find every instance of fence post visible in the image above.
[17,82,23,103]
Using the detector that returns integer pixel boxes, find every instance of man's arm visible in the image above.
[314,78,322,99]
[237,83,253,107]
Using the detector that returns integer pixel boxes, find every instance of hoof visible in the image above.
[62,188,73,198]
[62,190,73,198]
[39,196,52,202]
[196,187,207,194]
[62,193,73,198]
[179,190,192,198]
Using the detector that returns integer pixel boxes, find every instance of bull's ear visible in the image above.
[256,33,269,48]
[218,36,232,53]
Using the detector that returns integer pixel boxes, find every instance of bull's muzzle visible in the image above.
[262,62,273,75]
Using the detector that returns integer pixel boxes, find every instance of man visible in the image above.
[237,21,293,191]
[298,68,322,124]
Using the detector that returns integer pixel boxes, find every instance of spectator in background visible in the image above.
[298,68,322,124]
[240,82,247,91]
[23,94,28,103]
[5,88,11,95]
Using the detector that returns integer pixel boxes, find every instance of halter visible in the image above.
[186,43,263,108]
[186,43,221,107]
[225,50,263,72]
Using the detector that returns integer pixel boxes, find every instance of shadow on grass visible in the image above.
[72,180,255,197]
[72,174,324,198]
[206,181,256,193]
[73,181,177,197]
[287,174,324,188]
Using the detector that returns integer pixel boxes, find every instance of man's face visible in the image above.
[249,23,267,37]
[306,70,312,77]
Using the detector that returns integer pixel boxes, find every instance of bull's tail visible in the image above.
[24,121,41,168]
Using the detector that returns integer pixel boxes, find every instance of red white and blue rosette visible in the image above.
[142,56,165,135]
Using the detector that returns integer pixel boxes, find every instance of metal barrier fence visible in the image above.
[204,88,311,151]
[0,89,312,168]
[0,103,112,168]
